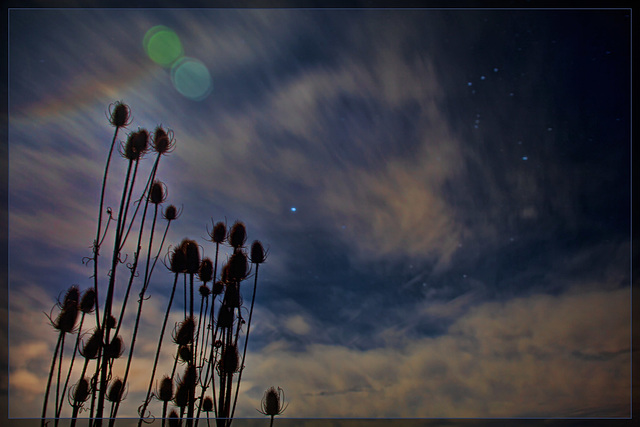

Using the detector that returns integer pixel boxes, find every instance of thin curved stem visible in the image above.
[41,332,63,427]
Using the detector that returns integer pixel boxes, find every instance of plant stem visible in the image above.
[41,332,63,427]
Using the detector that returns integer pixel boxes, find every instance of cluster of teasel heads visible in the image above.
[40,102,282,427]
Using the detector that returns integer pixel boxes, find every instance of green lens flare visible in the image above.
[170,57,212,101]
[143,26,184,67]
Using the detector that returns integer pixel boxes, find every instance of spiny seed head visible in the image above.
[173,316,195,346]
[152,126,175,155]
[224,283,241,308]
[164,205,178,221]
[122,129,149,161]
[198,258,213,283]
[80,288,96,314]
[229,221,247,249]
[220,263,231,284]
[199,284,211,298]
[250,240,266,264]
[217,305,234,329]
[260,386,286,417]
[202,396,213,412]
[73,377,90,404]
[220,344,239,374]
[183,365,197,389]
[54,304,78,333]
[149,181,166,205]
[228,251,248,282]
[109,101,131,128]
[61,286,80,309]
[81,329,102,359]
[212,281,224,296]
[168,410,180,427]
[173,380,189,408]
[105,336,124,359]
[209,221,226,244]
[107,378,125,403]
[106,314,117,330]
[170,245,187,273]
[178,345,192,363]
[183,239,200,274]
[159,376,173,403]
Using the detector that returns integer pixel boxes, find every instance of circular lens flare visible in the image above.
[143,26,184,67]
[170,57,212,101]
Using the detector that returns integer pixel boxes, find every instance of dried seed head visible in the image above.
[80,328,102,360]
[107,378,125,402]
[149,180,167,205]
[198,258,213,284]
[209,221,226,244]
[152,126,175,155]
[105,336,124,359]
[219,344,239,374]
[109,101,131,128]
[199,284,211,298]
[62,286,81,308]
[260,386,286,417]
[217,305,234,329]
[183,365,197,390]
[173,380,189,408]
[202,396,213,412]
[54,304,78,333]
[170,244,187,273]
[122,129,149,160]
[228,251,248,282]
[159,376,173,403]
[173,316,195,346]
[164,205,178,221]
[106,314,117,330]
[168,410,180,427]
[183,239,200,275]
[224,282,241,308]
[212,281,224,296]
[178,345,192,363]
[73,377,91,404]
[220,263,231,284]
[80,288,96,314]
[250,240,266,264]
[228,221,247,249]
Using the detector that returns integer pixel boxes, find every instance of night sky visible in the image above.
[6,6,631,422]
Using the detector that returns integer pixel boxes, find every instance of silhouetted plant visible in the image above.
[41,102,273,427]
[257,387,287,427]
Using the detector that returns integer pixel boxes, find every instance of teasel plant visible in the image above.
[257,387,287,427]
[41,102,271,426]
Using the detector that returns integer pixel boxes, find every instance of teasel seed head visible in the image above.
[217,305,234,329]
[178,345,192,363]
[173,316,195,346]
[54,304,78,333]
[158,376,173,403]
[198,258,213,284]
[72,377,91,405]
[106,314,117,330]
[199,284,211,298]
[109,101,131,128]
[149,180,167,205]
[212,281,224,296]
[152,126,175,155]
[220,344,239,374]
[163,204,179,221]
[122,129,149,161]
[250,240,266,264]
[183,239,200,275]
[168,410,180,427]
[224,282,241,308]
[169,244,187,273]
[80,328,102,359]
[183,365,197,390]
[107,378,125,403]
[228,251,248,282]
[220,263,231,284]
[259,386,287,417]
[208,221,227,244]
[173,380,189,409]
[105,335,124,359]
[229,221,247,249]
[80,288,96,314]
[61,285,80,309]
[202,396,213,412]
